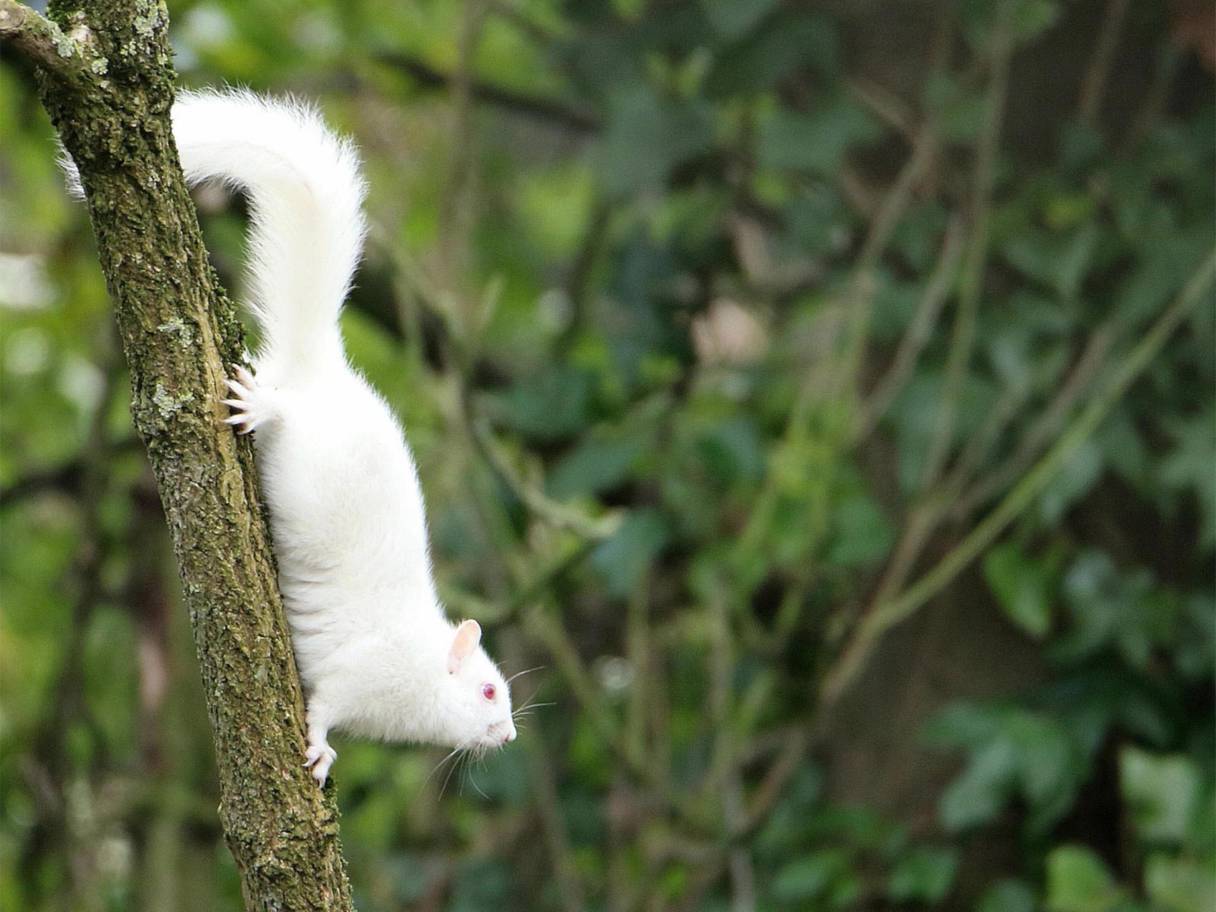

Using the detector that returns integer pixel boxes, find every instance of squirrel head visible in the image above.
[438,619,516,750]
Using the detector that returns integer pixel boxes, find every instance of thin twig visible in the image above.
[918,4,1013,490]
[853,216,965,440]
[834,3,958,404]
[1078,0,1130,126]
[846,77,916,139]
[954,325,1114,518]
[373,50,599,133]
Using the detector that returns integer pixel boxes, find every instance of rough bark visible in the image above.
[0,1,355,909]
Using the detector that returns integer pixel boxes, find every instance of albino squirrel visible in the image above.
[147,89,516,783]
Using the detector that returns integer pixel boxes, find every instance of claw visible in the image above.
[220,365,275,436]
[303,743,337,784]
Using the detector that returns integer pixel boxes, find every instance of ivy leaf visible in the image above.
[757,98,881,176]
[1119,748,1201,845]
[938,738,1017,831]
[591,508,669,596]
[887,846,958,904]
[596,84,712,195]
[1037,438,1103,524]
[1045,845,1123,912]
[771,849,852,901]
[983,542,1054,638]
[826,492,894,568]
[1145,854,1216,912]
[1159,409,1216,550]
[978,880,1038,912]
[705,9,838,95]
[489,365,592,443]
[699,0,778,39]
[548,435,645,500]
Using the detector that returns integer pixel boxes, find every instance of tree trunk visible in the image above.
[0,2,355,909]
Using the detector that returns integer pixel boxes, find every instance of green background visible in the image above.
[1,0,1213,909]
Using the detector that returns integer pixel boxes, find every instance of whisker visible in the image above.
[513,701,555,718]
[461,747,482,797]
[440,741,474,799]
[466,758,489,800]
[506,665,546,686]
[423,746,462,790]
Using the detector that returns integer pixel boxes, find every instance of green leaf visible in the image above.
[1158,408,1216,550]
[983,542,1054,638]
[1119,748,1201,845]
[929,705,1082,834]
[1175,593,1216,681]
[695,417,765,487]
[923,702,1005,747]
[705,10,838,95]
[591,508,669,596]
[1056,551,1177,671]
[826,492,895,568]
[699,0,778,39]
[596,84,713,195]
[978,880,1038,912]
[771,848,851,901]
[1037,438,1103,524]
[1045,845,1122,912]
[1011,0,1061,43]
[757,99,880,175]
[887,846,958,903]
[1146,853,1216,912]
[548,435,645,500]
[939,738,1017,831]
[1113,233,1212,323]
[489,365,593,443]
[1002,224,1097,301]
[449,859,512,912]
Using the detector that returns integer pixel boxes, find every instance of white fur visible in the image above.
[167,89,515,783]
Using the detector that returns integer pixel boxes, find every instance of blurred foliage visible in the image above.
[1,0,1213,910]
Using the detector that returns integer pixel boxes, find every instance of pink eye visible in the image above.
[481,683,496,702]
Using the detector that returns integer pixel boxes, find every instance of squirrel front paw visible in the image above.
[221,365,274,435]
[303,742,338,785]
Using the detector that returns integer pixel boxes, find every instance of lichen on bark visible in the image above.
[1,1,355,908]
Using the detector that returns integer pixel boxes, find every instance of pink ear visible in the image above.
[447,619,482,674]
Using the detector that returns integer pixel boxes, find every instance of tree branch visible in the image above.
[0,0,106,86]
[5,1,354,907]
[373,49,600,133]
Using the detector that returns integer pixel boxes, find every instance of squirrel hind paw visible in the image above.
[221,366,275,435]
[303,743,337,785]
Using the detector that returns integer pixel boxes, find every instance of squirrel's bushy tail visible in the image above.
[173,88,364,367]
[172,89,366,372]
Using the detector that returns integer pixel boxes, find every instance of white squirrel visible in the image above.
[159,89,516,784]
